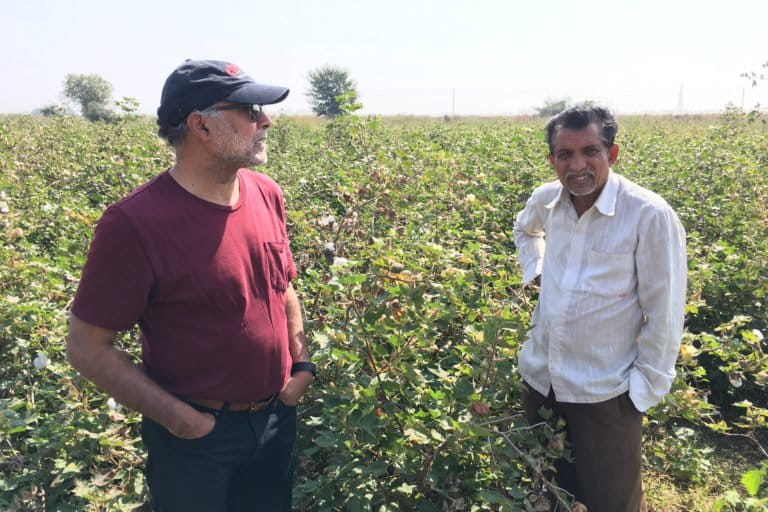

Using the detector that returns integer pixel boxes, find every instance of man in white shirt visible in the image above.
[513,104,687,511]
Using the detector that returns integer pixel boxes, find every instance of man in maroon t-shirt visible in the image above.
[67,60,315,512]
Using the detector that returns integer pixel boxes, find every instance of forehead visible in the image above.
[551,122,603,151]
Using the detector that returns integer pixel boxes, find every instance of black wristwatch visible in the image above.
[291,362,317,377]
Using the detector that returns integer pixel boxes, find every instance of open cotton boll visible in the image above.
[33,353,49,370]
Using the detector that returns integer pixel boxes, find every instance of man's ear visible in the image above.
[547,153,555,167]
[608,144,619,164]
[186,112,210,140]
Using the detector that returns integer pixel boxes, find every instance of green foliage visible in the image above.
[645,426,715,484]
[63,74,116,122]
[741,467,765,497]
[534,97,570,117]
[0,113,766,510]
[114,97,140,120]
[713,462,768,511]
[306,65,360,118]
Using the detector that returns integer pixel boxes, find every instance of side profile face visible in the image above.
[548,122,619,207]
[207,104,272,168]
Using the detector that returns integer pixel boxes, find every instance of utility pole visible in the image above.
[451,88,456,119]
[676,84,684,114]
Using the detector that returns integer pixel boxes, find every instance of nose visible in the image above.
[258,111,272,129]
[569,153,587,172]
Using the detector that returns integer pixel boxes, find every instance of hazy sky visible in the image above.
[3,0,767,116]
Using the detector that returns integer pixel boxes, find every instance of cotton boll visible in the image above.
[33,353,49,370]
[107,397,122,411]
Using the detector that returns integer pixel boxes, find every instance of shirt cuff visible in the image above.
[628,364,675,412]
[522,260,543,285]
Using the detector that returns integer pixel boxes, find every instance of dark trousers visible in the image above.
[141,398,297,512]
[523,383,646,512]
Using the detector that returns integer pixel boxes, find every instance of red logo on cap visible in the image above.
[225,63,241,77]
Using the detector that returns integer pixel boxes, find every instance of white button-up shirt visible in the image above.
[513,170,687,412]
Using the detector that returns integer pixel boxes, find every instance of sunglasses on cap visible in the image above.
[210,103,263,122]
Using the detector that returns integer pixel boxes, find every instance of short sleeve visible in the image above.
[71,206,154,331]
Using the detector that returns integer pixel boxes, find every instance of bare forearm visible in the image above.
[66,319,205,437]
[285,284,311,363]
[280,284,313,404]
[70,344,185,426]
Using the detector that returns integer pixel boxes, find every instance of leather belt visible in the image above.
[187,394,276,412]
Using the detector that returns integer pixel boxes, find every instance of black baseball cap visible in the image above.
[157,59,290,126]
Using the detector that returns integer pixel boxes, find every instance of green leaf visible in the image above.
[314,430,339,448]
[0,477,18,491]
[478,489,511,505]
[724,489,742,504]
[741,468,764,497]
[132,472,144,495]
[430,429,445,442]
[364,461,389,477]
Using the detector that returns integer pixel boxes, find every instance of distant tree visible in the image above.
[535,97,571,117]
[115,96,141,120]
[63,73,116,122]
[306,65,359,118]
[37,104,73,117]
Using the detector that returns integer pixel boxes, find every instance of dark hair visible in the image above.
[157,120,188,147]
[545,104,618,154]
[157,106,222,148]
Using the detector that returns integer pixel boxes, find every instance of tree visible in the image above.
[63,73,116,122]
[114,96,141,121]
[535,97,571,117]
[306,65,359,118]
[37,104,73,117]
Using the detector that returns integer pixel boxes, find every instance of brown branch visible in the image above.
[720,431,768,459]
[496,429,574,510]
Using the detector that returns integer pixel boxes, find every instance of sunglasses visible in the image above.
[210,103,263,122]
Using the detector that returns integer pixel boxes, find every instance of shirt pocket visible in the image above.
[582,250,635,297]
[264,241,288,291]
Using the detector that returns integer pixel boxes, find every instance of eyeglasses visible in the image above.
[210,103,263,122]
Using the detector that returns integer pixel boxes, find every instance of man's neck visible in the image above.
[570,195,592,217]
[569,187,604,218]
[169,162,241,206]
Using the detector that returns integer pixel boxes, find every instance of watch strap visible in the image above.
[291,361,317,377]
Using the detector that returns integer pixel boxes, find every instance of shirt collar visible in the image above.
[594,170,619,216]
[545,169,619,216]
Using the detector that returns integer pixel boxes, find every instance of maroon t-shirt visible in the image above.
[71,169,298,402]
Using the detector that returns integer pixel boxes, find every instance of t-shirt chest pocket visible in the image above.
[264,241,288,291]
[581,250,636,297]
